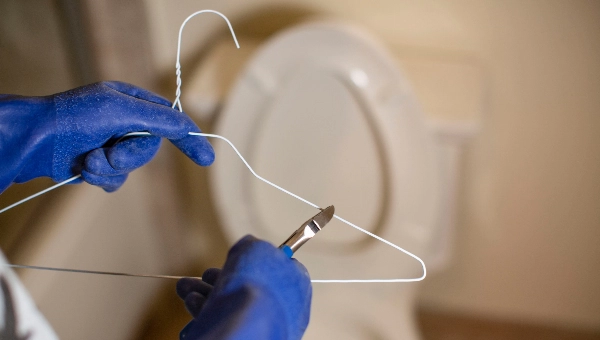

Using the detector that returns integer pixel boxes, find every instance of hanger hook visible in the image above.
[172,10,240,112]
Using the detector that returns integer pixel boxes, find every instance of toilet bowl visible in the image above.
[203,21,470,339]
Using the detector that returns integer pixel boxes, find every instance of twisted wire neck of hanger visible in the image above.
[172,10,240,113]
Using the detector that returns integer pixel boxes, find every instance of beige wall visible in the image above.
[0,1,77,256]
[144,0,600,331]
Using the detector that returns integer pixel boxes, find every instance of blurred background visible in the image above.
[1,0,599,339]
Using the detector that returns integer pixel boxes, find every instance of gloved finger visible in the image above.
[176,278,213,300]
[201,268,221,286]
[106,136,161,171]
[291,259,310,277]
[83,136,161,175]
[184,292,207,318]
[169,134,215,167]
[96,82,195,139]
[103,81,172,107]
[179,320,198,340]
[80,171,128,192]
[84,149,122,176]
[228,234,261,256]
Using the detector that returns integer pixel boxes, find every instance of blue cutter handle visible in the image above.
[280,245,294,258]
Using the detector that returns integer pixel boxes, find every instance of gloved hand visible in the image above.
[176,235,312,340]
[0,81,214,193]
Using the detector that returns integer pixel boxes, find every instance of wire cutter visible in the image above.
[279,206,335,258]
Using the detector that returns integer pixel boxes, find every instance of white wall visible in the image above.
[144,0,600,330]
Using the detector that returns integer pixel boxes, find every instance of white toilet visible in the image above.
[194,21,476,339]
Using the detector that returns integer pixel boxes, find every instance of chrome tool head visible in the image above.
[279,205,335,257]
[311,205,335,230]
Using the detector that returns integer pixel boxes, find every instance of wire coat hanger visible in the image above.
[1,10,426,283]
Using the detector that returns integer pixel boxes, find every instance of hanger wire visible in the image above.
[1,10,425,283]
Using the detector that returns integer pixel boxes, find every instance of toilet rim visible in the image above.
[209,21,441,275]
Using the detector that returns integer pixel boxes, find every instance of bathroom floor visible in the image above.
[417,309,600,340]
[133,284,600,340]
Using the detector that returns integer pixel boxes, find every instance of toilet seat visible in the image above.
[210,21,441,280]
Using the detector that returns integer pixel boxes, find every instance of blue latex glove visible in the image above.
[176,235,312,340]
[0,81,214,193]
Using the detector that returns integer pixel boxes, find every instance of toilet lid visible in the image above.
[210,22,440,279]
